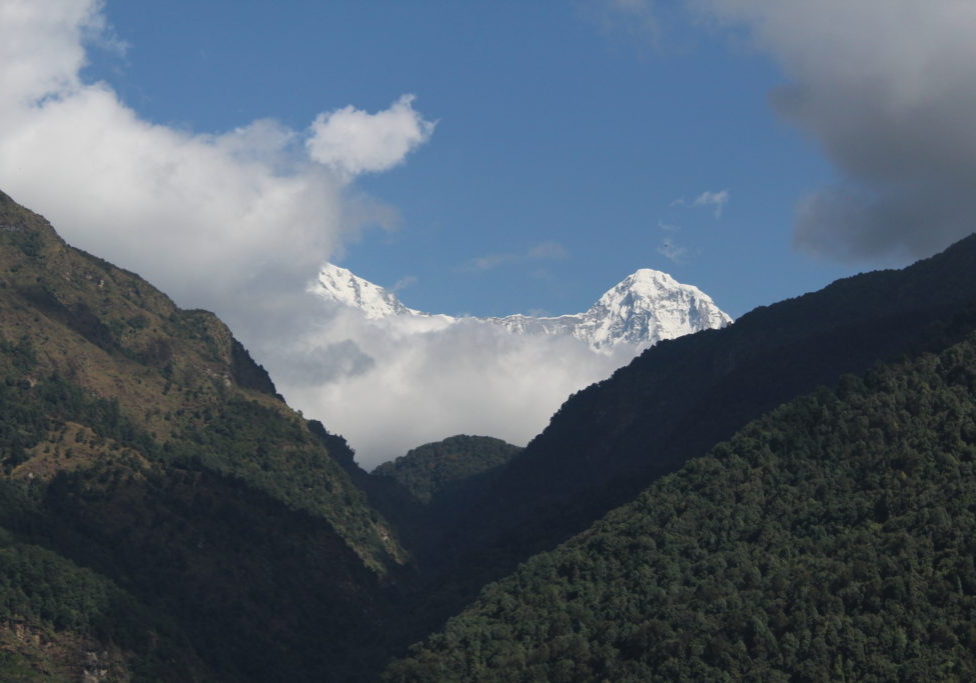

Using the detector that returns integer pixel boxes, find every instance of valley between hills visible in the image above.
[3,187,976,681]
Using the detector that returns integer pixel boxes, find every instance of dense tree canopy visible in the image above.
[7,189,976,680]
[373,435,521,505]
[442,233,976,603]
[389,335,976,681]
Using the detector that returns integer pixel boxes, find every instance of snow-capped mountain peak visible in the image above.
[314,263,416,319]
[310,263,732,350]
[575,268,732,349]
[488,267,731,350]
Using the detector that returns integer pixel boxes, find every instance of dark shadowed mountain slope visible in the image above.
[365,435,523,573]
[441,232,976,591]
[0,190,408,679]
[389,332,976,681]
[373,435,521,505]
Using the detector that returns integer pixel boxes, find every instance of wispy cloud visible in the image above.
[657,238,688,263]
[391,275,417,292]
[693,189,730,218]
[527,241,570,260]
[657,220,682,232]
[458,241,569,273]
[583,0,663,48]
[672,189,730,218]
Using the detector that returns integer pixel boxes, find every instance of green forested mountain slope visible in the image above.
[0,533,207,681]
[0,190,407,679]
[9,184,976,680]
[389,333,976,682]
[441,232,976,594]
[365,435,524,629]
[0,190,403,572]
[373,435,521,505]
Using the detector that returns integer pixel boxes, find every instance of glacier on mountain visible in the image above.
[312,263,732,352]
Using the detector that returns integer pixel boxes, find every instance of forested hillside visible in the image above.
[359,435,526,644]
[6,185,976,681]
[372,435,521,506]
[0,191,407,679]
[437,233,976,595]
[389,332,976,681]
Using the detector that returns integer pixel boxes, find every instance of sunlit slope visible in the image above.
[0,190,407,679]
[0,189,403,570]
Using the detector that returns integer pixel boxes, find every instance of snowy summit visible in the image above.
[491,269,732,350]
[314,263,417,319]
[311,264,732,351]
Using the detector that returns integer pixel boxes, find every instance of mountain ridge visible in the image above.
[420,229,976,613]
[388,329,976,681]
[372,435,522,506]
[0,190,411,679]
[312,262,732,351]
[5,187,976,680]
[0,191,403,572]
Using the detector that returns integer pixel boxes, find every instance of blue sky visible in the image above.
[84,0,853,319]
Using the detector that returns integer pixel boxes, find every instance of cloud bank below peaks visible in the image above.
[270,304,635,469]
[691,0,976,264]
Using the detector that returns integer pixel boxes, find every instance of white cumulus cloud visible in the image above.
[0,0,631,469]
[0,0,434,320]
[307,94,436,177]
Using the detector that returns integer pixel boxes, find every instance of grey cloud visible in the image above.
[273,339,376,386]
[694,0,976,263]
